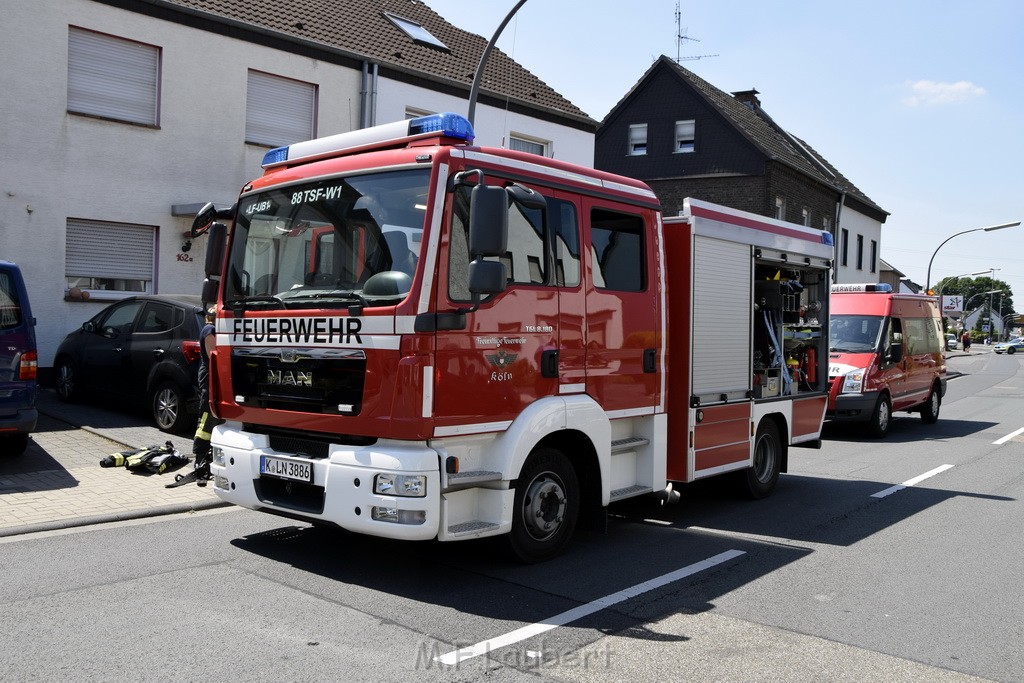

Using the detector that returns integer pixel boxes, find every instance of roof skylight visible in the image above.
[384,13,448,50]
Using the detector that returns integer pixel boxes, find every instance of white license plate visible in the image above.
[260,455,313,483]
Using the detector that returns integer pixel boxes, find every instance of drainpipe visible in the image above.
[359,62,369,128]
[370,63,378,127]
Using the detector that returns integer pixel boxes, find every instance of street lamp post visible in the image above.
[962,289,1006,336]
[925,221,1021,293]
[936,270,992,332]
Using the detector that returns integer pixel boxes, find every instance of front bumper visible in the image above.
[826,390,882,422]
[210,424,441,541]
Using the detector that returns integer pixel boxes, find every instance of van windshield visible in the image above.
[830,314,883,353]
[0,271,23,330]
[226,168,429,310]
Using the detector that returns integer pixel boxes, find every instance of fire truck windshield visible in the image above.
[226,168,429,309]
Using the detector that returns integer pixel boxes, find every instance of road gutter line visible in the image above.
[870,464,954,499]
[992,427,1024,445]
[435,548,746,666]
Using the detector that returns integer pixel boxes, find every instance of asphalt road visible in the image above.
[1,350,1021,682]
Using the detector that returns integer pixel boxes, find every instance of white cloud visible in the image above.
[902,80,987,106]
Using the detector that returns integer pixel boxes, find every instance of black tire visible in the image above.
[505,447,579,563]
[152,380,190,434]
[920,384,941,424]
[867,394,892,438]
[54,358,79,402]
[1008,347,1016,355]
[743,419,782,499]
[1,433,30,456]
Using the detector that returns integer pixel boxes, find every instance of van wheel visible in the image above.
[743,420,781,499]
[505,447,579,563]
[55,359,79,402]
[868,394,891,438]
[920,385,941,424]
[152,380,189,434]
[1,433,29,456]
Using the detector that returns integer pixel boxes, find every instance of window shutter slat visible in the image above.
[66,220,154,281]
[67,27,159,125]
[245,71,316,147]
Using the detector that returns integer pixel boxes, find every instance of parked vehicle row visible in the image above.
[0,261,37,455]
[53,295,205,434]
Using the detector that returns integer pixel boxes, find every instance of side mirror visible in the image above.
[82,321,96,333]
[191,202,217,238]
[468,260,506,296]
[468,185,508,258]
[889,343,904,364]
[204,222,227,277]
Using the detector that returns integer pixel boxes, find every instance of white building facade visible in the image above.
[0,0,595,373]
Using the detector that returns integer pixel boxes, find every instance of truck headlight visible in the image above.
[212,447,225,466]
[374,473,427,497]
[841,368,866,393]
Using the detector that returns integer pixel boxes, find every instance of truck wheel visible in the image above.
[743,420,781,499]
[54,358,79,402]
[152,380,189,434]
[506,447,579,563]
[920,385,941,424]
[868,394,891,438]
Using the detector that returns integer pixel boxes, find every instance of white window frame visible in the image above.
[405,107,434,120]
[65,219,156,300]
[245,70,317,147]
[674,119,695,153]
[801,208,810,226]
[628,124,648,156]
[775,197,786,221]
[508,133,549,157]
[383,13,449,50]
[67,27,160,126]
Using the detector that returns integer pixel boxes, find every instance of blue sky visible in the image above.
[424,0,1024,308]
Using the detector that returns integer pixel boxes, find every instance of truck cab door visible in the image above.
[582,199,660,414]
[431,180,560,431]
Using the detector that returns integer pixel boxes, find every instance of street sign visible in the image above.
[941,295,964,314]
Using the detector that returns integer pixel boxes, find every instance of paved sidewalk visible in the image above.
[0,389,226,538]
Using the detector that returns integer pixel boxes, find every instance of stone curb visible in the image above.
[0,498,230,539]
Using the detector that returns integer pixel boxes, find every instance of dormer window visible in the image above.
[384,13,448,50]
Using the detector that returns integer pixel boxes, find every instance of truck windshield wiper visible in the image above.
[224,295,287,311]
[280,291,369,312]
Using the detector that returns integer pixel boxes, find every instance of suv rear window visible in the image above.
[0,271,23,330]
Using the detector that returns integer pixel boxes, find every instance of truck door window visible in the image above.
[448,186,578,301]
[591,208,645,292]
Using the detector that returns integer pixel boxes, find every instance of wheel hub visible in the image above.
[522,473,566,541]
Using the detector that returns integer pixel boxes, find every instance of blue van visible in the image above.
[0,261,37,455]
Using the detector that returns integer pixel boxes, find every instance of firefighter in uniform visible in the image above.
[192,307,219,484]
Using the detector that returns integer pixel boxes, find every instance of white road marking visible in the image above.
[435,549,745,666]
[871,464,955,498]
[992,427,1024,445]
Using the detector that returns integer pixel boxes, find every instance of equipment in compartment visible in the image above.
[753,265,826,397]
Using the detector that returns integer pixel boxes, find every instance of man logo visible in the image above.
[267,370,313,387]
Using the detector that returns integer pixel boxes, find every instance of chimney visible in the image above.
[731,89,761,109]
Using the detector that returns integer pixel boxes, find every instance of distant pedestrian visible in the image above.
[961,331,971,353]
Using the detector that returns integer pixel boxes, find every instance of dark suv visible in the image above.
[0,261,38,455]
[54,295,204,433]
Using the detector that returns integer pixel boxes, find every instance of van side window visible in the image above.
[903,317,940,355]
[884,318,903,360]
[591,208,645,292]
[0,271,23,329]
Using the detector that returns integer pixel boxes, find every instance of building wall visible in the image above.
[595,66,765,181]
[1,0,594,370]
[834,206,883,284]
[648,176,766,217]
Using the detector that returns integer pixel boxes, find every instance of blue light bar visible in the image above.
[262,146,289,166]
[408,112,474,140]
[820,232,834,246]
[261,112,476,169]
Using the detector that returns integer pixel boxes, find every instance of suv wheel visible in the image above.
[55,358,79,402]
[152,380,189,434]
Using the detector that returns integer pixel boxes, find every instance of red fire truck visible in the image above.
[193,113,833,561]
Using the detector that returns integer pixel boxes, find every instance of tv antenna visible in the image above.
[675,2,718,62]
